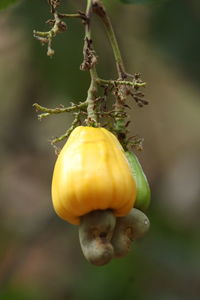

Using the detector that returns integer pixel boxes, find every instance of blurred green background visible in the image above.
[0,0,200,299]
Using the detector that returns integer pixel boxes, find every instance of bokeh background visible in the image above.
[0,0,200,299]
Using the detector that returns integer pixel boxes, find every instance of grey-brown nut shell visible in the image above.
[79,210,116,266]
[111,208,150,258]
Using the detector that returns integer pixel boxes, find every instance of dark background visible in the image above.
[0,0,200,299]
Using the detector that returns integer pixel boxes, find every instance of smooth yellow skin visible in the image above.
[52,126,136,225]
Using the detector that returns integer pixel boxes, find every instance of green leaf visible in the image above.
[0,0,21,10]
[121,0,168,4]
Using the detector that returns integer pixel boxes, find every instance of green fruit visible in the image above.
[125,151,151,211]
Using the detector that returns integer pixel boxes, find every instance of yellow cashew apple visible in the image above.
[52,126,136,225]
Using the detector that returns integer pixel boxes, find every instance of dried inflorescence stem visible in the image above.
[92,0,125,79]
[89,0,148,148]
[33,0,85,57]
[34,0,148,149]
[50,111,82,152]
[33,0,148,148]
[80,37,98,71]
[33,102,87,120]
[81,0,99,125]
[33,2,67,57]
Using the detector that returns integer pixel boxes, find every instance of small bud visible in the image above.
[47,47,55,57]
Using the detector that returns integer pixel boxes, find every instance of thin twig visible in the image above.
[33,102,87,120]
[82,0,99,125]
[51,112,81,145]
[97,78,146,88]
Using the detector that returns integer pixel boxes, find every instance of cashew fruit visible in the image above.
[52,126,136,225]
[125,151,151,211]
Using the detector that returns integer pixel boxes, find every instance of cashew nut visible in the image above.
[111,208,150,258]
[79,210,116,266]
